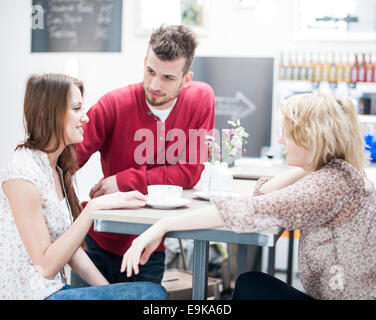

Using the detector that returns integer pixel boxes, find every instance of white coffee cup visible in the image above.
[147,185,183,203]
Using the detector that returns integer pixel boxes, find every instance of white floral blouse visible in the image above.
[215,159,376,300]
[0,147,73,300]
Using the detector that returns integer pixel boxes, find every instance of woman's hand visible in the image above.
[120,221,166,277]
[119,205,224,277]
[89,190,147,211]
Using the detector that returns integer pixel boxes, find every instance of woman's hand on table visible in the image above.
[120,221,166,277]
[88,190,147,211]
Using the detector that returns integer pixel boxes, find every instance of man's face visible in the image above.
[143,47,192,110]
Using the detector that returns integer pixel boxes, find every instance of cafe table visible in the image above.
[90,179,283,300]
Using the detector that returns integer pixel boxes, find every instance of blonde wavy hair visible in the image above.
[280,93,366,171]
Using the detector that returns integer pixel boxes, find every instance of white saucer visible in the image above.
[193,191,241,201]
[146,198,191,209]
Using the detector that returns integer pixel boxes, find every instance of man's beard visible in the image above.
[143,81,183,108]
[146,93,175,107]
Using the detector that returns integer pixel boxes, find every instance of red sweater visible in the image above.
[76,81,215,256]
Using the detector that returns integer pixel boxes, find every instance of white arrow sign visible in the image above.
[215,91,256,120]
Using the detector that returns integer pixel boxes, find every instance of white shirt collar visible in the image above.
[146,98,177,122]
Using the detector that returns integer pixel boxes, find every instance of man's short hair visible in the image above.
[148,24,198,75]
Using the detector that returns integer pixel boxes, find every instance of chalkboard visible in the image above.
[192,57,274,158]
[31,0,122,52]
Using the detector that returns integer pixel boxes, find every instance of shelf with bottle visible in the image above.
[279,52,376,84]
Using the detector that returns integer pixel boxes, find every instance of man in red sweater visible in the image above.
[72,25,215,286]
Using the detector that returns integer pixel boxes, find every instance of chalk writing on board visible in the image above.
[31,0,122,52]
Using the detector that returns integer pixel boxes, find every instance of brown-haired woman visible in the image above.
[0,73,167,300]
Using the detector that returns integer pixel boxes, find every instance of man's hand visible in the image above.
[90,175,119,198]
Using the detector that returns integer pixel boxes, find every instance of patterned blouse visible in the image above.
[215,159,376,300]
[0,147,73,300]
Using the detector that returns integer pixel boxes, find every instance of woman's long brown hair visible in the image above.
[17,73,84,221]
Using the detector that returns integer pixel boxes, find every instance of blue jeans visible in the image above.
[46,283,167,300]
[71,234,166,287]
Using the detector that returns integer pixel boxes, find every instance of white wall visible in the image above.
[1,0,375,200]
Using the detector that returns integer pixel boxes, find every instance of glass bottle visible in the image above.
[328,53,337,83]
[299,53,308,81]
[358,53,366,82]
[307,52,315,82]
[285,52,293,80]
[336,53,345,83]
[292,52,300,80]
[279,52,286,80]
[321,53,330,82]
[313,52,322,83]
[350,53,358,84]
[365,53,374,82]
[343,53,352,83]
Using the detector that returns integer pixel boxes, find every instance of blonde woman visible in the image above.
[0,73,167,300]
[121,93,376,300]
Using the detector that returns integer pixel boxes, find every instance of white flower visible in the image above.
[207,119,249,163]
[227,120,237,127]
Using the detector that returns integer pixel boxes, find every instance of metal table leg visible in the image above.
[267,246,275,276]
[287,230,294,285]
[192,240,209,300]
[237,244,248,277]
